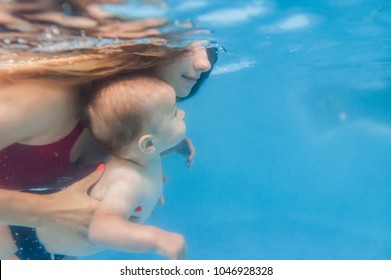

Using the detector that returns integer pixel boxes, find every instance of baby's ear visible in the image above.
[138,134,156,155]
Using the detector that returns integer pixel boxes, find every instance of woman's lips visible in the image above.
[182,75,198,84]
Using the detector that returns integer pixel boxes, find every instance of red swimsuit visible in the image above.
[0,122,93,191]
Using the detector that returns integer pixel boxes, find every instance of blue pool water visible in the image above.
[82,0,391,260]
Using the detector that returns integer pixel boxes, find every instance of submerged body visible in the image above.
[0,38,213,259]
[0,77,104,190]
[37,156,164,256]
[1,75,187,259]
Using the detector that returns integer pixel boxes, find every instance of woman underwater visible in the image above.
[0,0,218,259]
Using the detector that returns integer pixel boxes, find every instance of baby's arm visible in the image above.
[88,178,185,259]
[162,136,195,167]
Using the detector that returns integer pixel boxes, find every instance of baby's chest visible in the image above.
[129,182,163,223]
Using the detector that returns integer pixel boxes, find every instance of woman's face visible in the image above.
[152,43,212,98]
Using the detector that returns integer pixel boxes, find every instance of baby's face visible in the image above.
[150,86,186,152]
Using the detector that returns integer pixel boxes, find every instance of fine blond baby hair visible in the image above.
[84,74,171,156]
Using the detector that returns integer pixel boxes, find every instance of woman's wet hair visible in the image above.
[1,43,188,85]
[0,0,220,99]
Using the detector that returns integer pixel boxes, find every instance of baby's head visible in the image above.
[84,74,186,157]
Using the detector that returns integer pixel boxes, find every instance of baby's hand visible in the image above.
[175,137,195,168]
[155,231,186,260]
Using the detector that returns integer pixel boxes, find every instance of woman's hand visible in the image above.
[40,169,103,239]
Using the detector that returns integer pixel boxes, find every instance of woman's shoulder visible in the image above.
[0,79,80,147]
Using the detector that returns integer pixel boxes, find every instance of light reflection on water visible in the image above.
[0,0,216,65]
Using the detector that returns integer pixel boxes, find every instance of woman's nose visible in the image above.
[193,47,212,72]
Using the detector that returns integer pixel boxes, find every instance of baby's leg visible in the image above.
[0,225,18,259]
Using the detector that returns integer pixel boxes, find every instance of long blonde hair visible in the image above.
[0,0,207,88]
[1,43,188,86]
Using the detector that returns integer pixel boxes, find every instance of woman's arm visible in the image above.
[0,188,48,226]
[0,170,102,237]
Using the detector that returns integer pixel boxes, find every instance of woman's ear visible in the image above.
[138,135,156,155]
